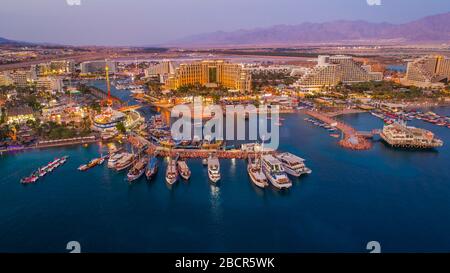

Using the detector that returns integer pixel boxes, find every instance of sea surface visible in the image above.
[1,83,450,252]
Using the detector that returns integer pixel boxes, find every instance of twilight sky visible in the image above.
[1,0,449,46]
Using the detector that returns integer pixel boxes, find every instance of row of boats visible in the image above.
[248,152,312,189]
[107,151,158,182]
[20,156,69,184]
[165,151,311,189]
[371,110,450,128]
[304,118,340,138]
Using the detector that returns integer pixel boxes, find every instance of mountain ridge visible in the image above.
[169,12,450,46]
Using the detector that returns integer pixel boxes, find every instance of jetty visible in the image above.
[127,135,276,159]
[304,110,374,150]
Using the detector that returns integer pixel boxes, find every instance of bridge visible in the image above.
[119,105,143,112]
[356,129,381,138]
[88,87,123,104]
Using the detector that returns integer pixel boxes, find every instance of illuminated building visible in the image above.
[6,106,35,124]
[0,73,13,86]
[80,60,117,74]
[34,77,63,93]
[145,60,175,77]
[30,60,75,78]
[403,55,450,88]
[294,55,383,91]
[9,70,30,88]
[165,60,252,92]
[93,109,126,131]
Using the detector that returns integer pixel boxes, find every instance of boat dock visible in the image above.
[127,135,276,159]
[303,110,374,150]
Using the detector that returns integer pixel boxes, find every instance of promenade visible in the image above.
[0,136,99,154]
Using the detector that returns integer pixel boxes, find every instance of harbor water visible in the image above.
[1,105,450,252]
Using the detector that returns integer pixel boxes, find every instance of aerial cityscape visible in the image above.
[1,0,450,258]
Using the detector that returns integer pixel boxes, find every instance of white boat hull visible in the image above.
[263,169,291,189]
[208,171,220,183]
[166,176,177,185]
[127,168,145,182]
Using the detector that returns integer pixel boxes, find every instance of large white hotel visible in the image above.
[294,55,383,91]
[402,55,450,88]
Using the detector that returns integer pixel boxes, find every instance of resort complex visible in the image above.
[164,60,252,92]
[294,55,383,91]
[403,55,450,88]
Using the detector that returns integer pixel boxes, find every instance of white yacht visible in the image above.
[107,152,125,169]
[261,155,291,189]
[207,155,221,183]
[114,153,135,171]
[247,156,269,188]
[165,158,178,185]
[177,160,191,180]
[275,152,312,177]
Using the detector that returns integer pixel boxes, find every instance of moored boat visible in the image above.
[261,155,291,189]
[127,156,149,182]
[247,156,268,188]
[115,153,135,171]
[107,153,125,168]
[207,155,221,183]
[177,160,191,180]
[145,156,159,181]
[275,152,312,177]
[165,158,178,185]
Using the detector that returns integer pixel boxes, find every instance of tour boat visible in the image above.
[78,155,106,171]
[247,156,268,188]
[107,153,125,169]
[21,174,39,184]
[207,155,221,183]
[145,156,159,181]
[177,160,191,180]
[275,152,312,177]
[114,153,135,171]
[165,158,178,185]
[127,156,149,182]
[261,155,291,189]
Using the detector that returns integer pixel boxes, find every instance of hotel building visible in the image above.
[403,55,450,88]
[294,55,383,91]
[80,60,117,74]
[165,60,252,92]
[30,60,75,78]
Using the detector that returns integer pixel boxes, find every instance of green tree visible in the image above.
[116,122,126,134]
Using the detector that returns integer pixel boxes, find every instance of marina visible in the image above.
[2,108,450,252]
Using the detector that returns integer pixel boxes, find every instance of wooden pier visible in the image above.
[304,110,374,150]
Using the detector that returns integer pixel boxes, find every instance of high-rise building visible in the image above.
[9,70,30,88]
[294,55,383,91]
[30,60,75,79]
[145,60,175,77]
[403,55,450,88]
[80,60,116,74]
[34,77,63,93]
[165,60,252,92]
[0,73,13,86]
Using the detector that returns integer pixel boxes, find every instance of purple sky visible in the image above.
[1,0,449,46]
